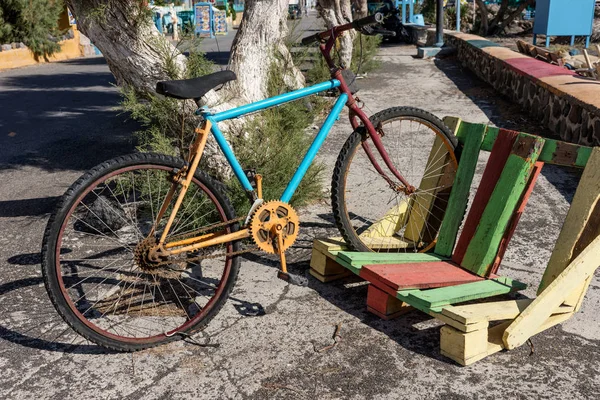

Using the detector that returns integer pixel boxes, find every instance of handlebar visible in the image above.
[301,13,384,45]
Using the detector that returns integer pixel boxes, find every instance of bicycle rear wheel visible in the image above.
[42,153,240,351]
[332,107,459,253]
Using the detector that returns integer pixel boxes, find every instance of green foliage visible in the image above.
[305,34,382,85]
[227,66,326,211]
[0,0,66,57]
[417,0,437,24]
[153,0,184,6]
[445,4,470,29]
[120,48,216,155]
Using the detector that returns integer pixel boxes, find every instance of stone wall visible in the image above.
[445,32,600,147]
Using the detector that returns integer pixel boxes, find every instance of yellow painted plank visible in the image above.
[360,199,409,238]
[309,268,351,283]
[313,237,346,255]
[539,148,600,294]
[504,235,600,349]
[441,299,574,325]
[441,312,574,365]
[358,235,413,249]
[310,249,348,276]
[430,311,489,333]
[404,134,456,243]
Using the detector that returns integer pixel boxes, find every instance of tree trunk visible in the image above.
[353,0,368,19]
[489,0,509,30]
[66,0,187,95]
[475,0,489,36]
[495,0,534,34]
[227,0,304,103]
[317,0,355,68]
[66,0,304,179]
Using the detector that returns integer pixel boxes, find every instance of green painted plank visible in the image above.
[575,146,592,168]
[451,119,592,168]
[481,126,500,151]
[400,277,527,312]
[337,252,448,264]
[334,252,449,275]
[538,140,557,163]
[461,134,545,276]
[434,123,488,257]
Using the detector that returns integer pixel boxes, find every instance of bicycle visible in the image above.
[41,13,459,351]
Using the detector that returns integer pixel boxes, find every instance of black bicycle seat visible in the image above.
[156,70,237,100]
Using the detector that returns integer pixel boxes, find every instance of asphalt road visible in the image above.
[1,20,599,400]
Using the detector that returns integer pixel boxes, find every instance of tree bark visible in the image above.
[495,0,534,34]
[489,0,509,30]
[353,0,368,19]
[317,0,355,68]
[66,0,187,95]
[227,0,304,103]
[475,0,489,36]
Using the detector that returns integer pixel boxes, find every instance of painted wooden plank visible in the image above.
[441,312,574,366]
[360,261,483,291]
[401,277,527,311]
[504,235,600,349]
[480,126,500,151]
[431,311,489,333]
[442,116,462,136]
[539,148,600,294]
[490,161,544,275]
[441,299,574,325]
[444,117,592,167]
[357,236,412,250]
[360,199,409,239]
[313,237,346,255]
[404,135,457,244]
[366,285,413,320]
[310,249,340,275]
[453,129,520,265]
[460,134,545,276]
[309,268,352,283]
[336,251,449,265]
[434,123,487,257]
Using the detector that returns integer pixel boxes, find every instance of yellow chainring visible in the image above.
[249,201,299,254]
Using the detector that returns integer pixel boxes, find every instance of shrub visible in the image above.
[0,0,66,57]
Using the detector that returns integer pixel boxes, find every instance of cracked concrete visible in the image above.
[1,42,599,399]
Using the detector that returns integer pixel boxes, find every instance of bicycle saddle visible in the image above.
[156,70,237,100]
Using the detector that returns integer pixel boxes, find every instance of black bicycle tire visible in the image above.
[41,152,241,352]
[331,107,459,253]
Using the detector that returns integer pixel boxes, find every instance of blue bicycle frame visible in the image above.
[199,79,347,204]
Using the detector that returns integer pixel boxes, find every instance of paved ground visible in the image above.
[1,23,599,400]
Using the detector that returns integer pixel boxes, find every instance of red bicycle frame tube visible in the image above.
[318,30,413,192]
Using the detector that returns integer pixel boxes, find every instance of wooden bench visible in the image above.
[310,117,599,365]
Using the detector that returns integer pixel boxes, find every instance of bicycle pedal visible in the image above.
[277,271,308,287]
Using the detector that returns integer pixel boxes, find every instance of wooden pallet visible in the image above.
[310,118,599,366]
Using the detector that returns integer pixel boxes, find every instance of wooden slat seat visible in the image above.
[359,261,485,291]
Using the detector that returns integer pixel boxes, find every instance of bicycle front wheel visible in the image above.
[332,107,459,253]
[42,153,240,351]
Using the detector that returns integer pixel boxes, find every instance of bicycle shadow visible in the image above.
[2,252,268,353]
[242,242,454,364]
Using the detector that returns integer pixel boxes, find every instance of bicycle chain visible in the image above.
[152,216,259,267]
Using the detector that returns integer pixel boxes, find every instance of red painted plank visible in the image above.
[489,161,544,276]
[453,129,520,265]
[359,261,484,290]
[504,58,577,80]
